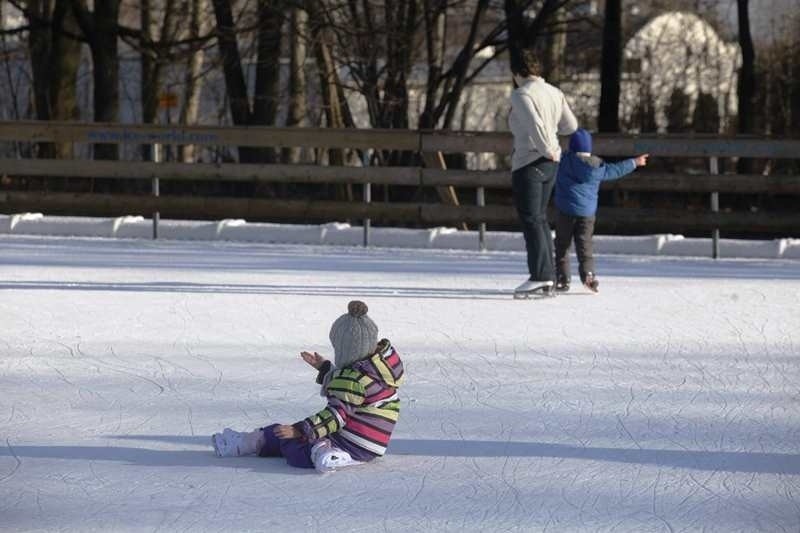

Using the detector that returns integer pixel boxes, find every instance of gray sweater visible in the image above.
[509,77,578,171]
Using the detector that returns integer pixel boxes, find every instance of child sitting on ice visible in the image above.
[211,300,404,473]
[553,128,648,293]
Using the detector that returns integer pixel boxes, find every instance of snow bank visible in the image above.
[0,212,797,259]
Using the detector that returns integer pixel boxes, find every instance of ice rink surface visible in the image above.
[1,235,799,532]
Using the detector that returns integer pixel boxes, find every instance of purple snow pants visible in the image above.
[258,424,314,468]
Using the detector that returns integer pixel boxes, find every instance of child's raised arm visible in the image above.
[601,153,649,182]
[300,351,326,370]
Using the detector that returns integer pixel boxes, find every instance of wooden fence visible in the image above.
[0,121,799,254]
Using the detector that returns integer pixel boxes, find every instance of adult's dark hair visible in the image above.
[512,49,542,78]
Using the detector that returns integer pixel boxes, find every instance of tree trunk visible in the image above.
[419,0,446,129]
[49,0,81,159]
[381,0,416,166]
[380,0,416,131]
[542,6,566,84]
[441,0,488,130]
[140,0,157,126]
[736,0,756,173]
[212,0,278,164]
[91,1,120,160]
[27,0,56,158]
[312,26,345,159]
[141,0,178,161]
[306,0,350,199]
[598,0,622,133]
[284,6,308,164]
[70,0,121,160]
[178,0,210,163]
[211,0,252,128]
[504,0,560,75]
[252,0,284,165]
[26,0,81,159]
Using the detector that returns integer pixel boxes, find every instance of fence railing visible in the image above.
[1,121,799,255]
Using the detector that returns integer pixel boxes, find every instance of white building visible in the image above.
[620,12,740,133]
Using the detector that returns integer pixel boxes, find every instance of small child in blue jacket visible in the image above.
[554,129,648,292]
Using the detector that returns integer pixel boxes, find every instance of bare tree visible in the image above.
[283,5,308,164]
[736,0,755,173]
[14,0,82,158]
[422,0,491,132]
[303,4,355,128]
[542,4,566,83]
[504,0,564,76]
[211,0,285,164]
[598,0,622,132]
[178,0,212,163]
[315,0,417,136]
[304,0,355,203]
[424,1,576,134]
[69,0,122,160]
[140,0,180,126]
[139,0,182,163]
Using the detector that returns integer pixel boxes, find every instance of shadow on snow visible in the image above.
[3,435,797,475]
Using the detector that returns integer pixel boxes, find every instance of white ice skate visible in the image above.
[310,440,363,473]
[513,279,556,300]
[211,428,245,457]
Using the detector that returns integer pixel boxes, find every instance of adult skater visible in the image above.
[509,49,578,298]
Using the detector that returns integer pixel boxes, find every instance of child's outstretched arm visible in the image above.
[300,351,326,369]
[601,153,648,182]
[301,351,335,386]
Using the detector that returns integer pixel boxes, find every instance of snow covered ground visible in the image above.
[1,234,799,532]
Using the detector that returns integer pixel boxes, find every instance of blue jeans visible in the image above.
[512,158,558,282]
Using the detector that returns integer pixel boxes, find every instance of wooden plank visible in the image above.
[420,151,467,230]
[420,130,511,154]
[0,158,421,186]
[4,157,800,195]
[421,168,509,188]
[420,152,459,205]
[1,121,799,159]
[421,130,800,158]
[0,191,419,222]
[0,121,420,150]
[419,204,511,225]
[592,135,800,159]
[602,173,800,194]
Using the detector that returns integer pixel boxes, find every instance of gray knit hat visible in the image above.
[329,300,378,368]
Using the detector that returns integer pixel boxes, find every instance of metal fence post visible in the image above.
[362,151,371,247]
[710,156,719,259]
[152,143,160,240]
[363,182,371,247]
[476,186,486,251]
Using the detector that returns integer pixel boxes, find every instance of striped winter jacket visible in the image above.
[295,339,404,462]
